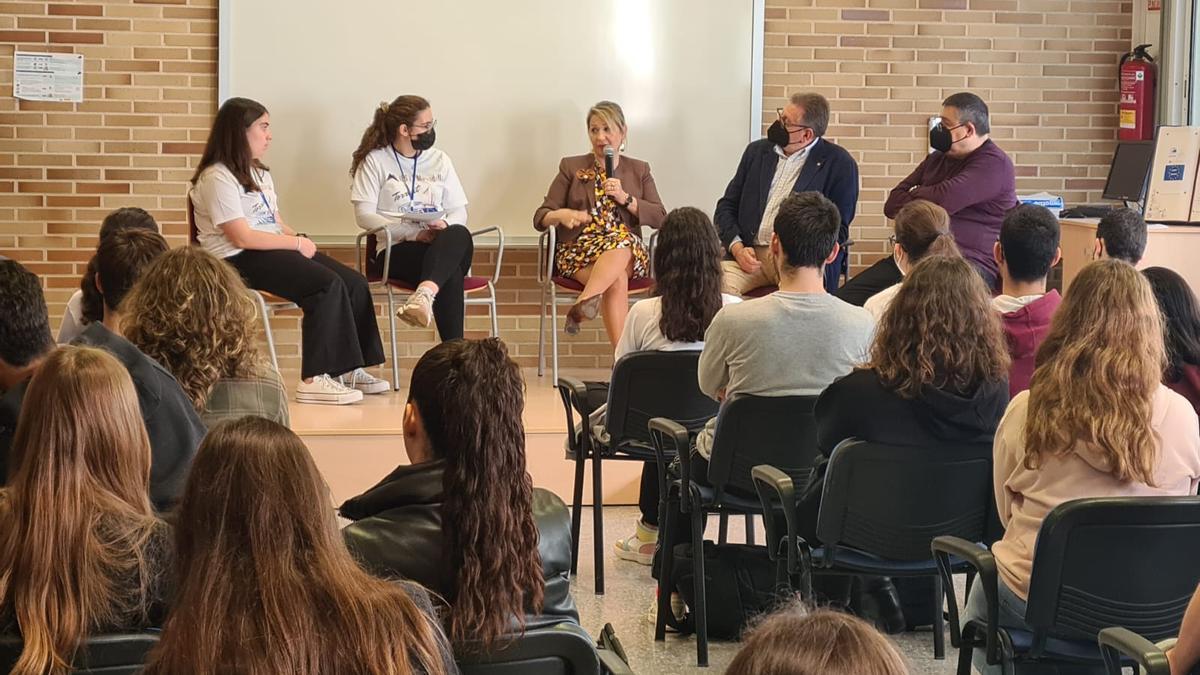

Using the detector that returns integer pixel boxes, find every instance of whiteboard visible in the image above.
[220,0,762,242]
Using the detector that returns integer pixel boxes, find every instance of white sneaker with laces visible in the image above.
[397,287,435,328]
[295,374,364,405]
[340,368,390,394]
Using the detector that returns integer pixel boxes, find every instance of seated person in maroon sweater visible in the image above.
[992,204,1062,398]
[1144,267,1200,418]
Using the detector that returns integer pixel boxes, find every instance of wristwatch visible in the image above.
[623,194,634,208]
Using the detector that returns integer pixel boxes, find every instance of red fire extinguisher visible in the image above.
[1119,44,1156,141]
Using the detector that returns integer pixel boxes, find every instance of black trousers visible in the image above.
[833,255,902,306]
[374,224,474,341]
[227,249,385,380]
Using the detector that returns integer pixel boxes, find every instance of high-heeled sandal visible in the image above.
[565,294,603,335]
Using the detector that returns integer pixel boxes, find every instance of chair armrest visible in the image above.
[354,225,394,278]
[647,230,659,278]
[1098,627,1172,675]
[598,648,633,675]
[751,465,798,571]
[469,226,505,285]
[932,535,998,659]
[648,417,691,512]
[556,375,592,457]
[538,228,557,285]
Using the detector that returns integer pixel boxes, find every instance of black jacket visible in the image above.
[714,137,860,252]
[338,460,579,631]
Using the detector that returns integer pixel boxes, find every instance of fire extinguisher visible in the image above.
[1119,44,1156,141]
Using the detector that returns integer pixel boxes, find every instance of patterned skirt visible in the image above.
[555,223,649,279]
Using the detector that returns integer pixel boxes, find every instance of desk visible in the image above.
[1059,218,1200,294]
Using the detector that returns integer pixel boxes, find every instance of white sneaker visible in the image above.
[340,368,390,395]
[295,374,364,405]
[397,287,435,328]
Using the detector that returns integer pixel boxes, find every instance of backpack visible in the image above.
[667,541,793,639]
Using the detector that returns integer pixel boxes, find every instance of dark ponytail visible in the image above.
[349,95,431,178]
[894,199,959,262]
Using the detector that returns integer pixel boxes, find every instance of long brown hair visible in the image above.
[350,95,430,178]
[408,338,542,649]
[0,346,164,675]
[654,207,724,343]
[142,417,447,675]
[192,97,269,192]
[894,199,958,264]
[1026,259,1165,484]
[122,246,264,411]
[726,603,909,675]
[868,256,1010,398]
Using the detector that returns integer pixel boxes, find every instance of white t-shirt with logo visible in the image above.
[190,163,284,259]
[350,146,469,243]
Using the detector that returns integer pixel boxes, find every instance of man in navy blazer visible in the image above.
[714,92,859,294]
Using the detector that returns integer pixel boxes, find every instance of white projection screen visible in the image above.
[219,0,762,242]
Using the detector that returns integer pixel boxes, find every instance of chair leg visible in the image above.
[745,514,755,545]
[717,513,728,545]
[488,292,499,338]
[386,289,400,390]
[956,623,975,675]
[537,285,547,377]
[569,452,585,576]
[656,488,680,642]
[253,293,280,373]
[691,499,709,668]
[592,451,605,595]
[550,290,560,384]
[933,573,946,659]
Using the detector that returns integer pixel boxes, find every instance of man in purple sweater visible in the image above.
[884,92,1017,289]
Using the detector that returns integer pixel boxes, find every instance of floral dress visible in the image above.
[554,161,649,279]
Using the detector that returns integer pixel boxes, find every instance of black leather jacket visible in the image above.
[338,460,579,631]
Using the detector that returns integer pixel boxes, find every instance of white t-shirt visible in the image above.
[190,163,284,259]
[615,294,742,360]
[350,146,468,243]
[992,294,1045,314]
[57,288,86,344]
[863,282,900,321]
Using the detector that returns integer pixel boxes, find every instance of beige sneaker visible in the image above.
[296,374,364,405]
[614,520,657,565]
[397,287,435,328]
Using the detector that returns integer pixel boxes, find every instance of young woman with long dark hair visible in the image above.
[190,96,388,405]
[1144,266,1200,416]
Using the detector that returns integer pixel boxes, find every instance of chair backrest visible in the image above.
[707,394,820,498]
[816,438,994,562]
[457,624,601,675]
[1025,497,1200,642]
[604,351,717,450]
[0,632,160,675]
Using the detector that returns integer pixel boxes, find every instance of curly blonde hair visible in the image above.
[121,247,263,411]
[1025,259,1165,485]
[867,256,1010,398]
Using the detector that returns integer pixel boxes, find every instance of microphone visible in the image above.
[604,145,615,179]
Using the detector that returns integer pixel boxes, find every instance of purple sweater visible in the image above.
[885,139,1017,280]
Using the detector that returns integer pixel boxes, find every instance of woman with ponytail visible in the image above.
[340,338,578,651]
[863,199,961,320]
[350,95,475,339]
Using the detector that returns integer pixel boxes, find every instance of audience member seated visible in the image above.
[1094,207,1147,264]
[1144,267,1200,417]
[725,603,909,675]
[141,416,455,675]
[862,199,958,320]
[963,259,1200,674]
[1167,583,1200,675]
[121,246,290,427]
[57,206,159,344]
[696,191,874,459]
[609,206,741,566]
[0,346,171,674]
[992,204,1063,397]
[340,338,577,651]
[0,260,55,479]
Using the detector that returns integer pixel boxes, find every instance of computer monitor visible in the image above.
[1103,141,1155,202]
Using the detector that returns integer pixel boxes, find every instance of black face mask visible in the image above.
[411,127,436,151]
[767,119,792,147]
[929,123,963,153]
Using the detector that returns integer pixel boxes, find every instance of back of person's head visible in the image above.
[772,191,842,269]
[82,208,161,327]
[407,338,542,648]
[192,96,269,191]
[726,604,908,675]
[0,346,160,675]
[95,228,168,314]
[1096,207,1147,264]
[790,92,830,137]
[1143,266,1200,382]
[999,204,1061,283]
[942,91,991,135]
[653,207,724,343]
[122,246,262,411]
[893,199,958,265]
[869,256,1009,398]
[1029,259,1164,484]
[350,94,431,178]
[144,416,446,675]
[0,260,53,370]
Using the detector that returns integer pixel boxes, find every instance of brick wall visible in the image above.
[2,0,1131,380]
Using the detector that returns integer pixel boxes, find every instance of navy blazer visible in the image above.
[714,138,859,252]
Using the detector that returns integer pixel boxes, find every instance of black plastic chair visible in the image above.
[457,623,633,675]
[1098,627,1176,675]
[753,438,994,660]
[935,497,1200,675]
[652,394,821,667]
[557,350,718,595]
[0,632,159,674]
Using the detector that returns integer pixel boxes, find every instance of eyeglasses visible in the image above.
[411,119,437,132]
[776,108,810,133]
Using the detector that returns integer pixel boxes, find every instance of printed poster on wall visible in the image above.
[12,51,84,103]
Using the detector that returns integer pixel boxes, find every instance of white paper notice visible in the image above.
[13,51,84,103]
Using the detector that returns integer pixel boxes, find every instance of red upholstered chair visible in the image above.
[536,226,656,384]
[356,225,504,389]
